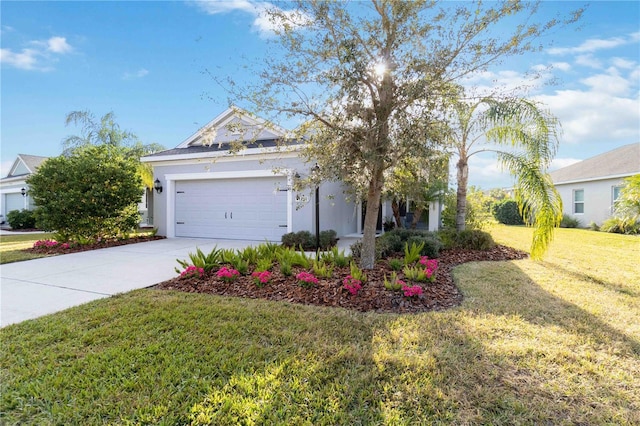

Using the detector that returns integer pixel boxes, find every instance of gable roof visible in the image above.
[550,143,640,184]
[2,154,49,179]
[176,106,289,149]
[142,107,301,161]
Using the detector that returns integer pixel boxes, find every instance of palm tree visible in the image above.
[447,96,563,259]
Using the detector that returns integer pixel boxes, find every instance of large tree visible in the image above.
[218,0,582,268]
[446,96,562,258]
[27,145,142,242]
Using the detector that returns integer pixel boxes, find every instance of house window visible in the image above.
[573,189,584,214]
[612,185,623,212]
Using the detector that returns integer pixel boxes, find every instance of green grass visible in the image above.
[0,233,52,264]
[1,226,638,424]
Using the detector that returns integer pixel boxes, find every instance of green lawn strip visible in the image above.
[0,233,53,264]
[1,227,639,424]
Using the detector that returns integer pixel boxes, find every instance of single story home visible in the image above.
[549,143,639,227]
[142,107,442,241]
[0,154,49,222]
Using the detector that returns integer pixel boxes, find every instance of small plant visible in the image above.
[343,275,362,295]
[296,271,318,287]
[180,265,204,279]
[312,260,334,278]
[402,284,423,298]
[349,261,367,283]
[320,246,350,268]
[176,246,222,274]
[384,272,405,291]
[257,241,281,262]
[560,214,581,228]
[403,265,428,282]
[419,256,438,277]
[251,270,271,287]
[280,261,293,277]
[255,258,272,272]
[388,258,403,271]
[404,241,424,265]
[588,221,600,231]
[216,266,240,283]
[239,246,260,265]
[32,240,70,250]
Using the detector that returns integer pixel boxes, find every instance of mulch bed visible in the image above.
[24,235,166,255]
[154,245,528,314]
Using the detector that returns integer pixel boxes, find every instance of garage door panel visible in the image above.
[174,177,287,241]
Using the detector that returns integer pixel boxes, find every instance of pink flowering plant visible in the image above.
[402,284,423,298]
[296,271,318,287]
[180,265,204,279]
[216,266,240,283]
[251,270,272,287]
[33,240,70,250]
[343,275,362,296]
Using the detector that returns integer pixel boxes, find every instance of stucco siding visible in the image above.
[556,177,626,226]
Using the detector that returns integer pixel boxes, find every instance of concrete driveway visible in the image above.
[0,238,264,327]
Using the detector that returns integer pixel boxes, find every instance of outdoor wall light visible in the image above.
[153,179,163,194]
[21,188,26,197]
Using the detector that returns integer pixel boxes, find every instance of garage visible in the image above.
[3,193,25,216]
[174,177,288,241]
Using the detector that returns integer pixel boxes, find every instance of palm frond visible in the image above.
[497,151,563,259]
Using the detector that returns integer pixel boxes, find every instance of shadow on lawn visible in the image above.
[409,261,640,424]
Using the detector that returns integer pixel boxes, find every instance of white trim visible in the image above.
[554,172,636,186]
[141,146,301,164]
[164,169,293,238]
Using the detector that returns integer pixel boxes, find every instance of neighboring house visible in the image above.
[549,143,640,227]
[0,154,49,222]
[142,107,443,241]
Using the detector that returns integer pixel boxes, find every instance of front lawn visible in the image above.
[1,226,638,424]
[0,233,53,264]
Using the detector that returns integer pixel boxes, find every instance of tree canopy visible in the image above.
[217,0,582,268]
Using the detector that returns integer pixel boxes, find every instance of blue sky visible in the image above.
[1,1,639,189]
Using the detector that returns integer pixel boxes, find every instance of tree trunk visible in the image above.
[360,170,384,270]
[391,197,403,229]
[411,205,423,229]
[456,157,469,231]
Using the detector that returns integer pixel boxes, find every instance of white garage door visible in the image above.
[175,177,288,241]
[4,193,25,215]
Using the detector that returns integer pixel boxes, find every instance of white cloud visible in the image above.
[575,54,603,69]
[0,48,41,70]
[548,32,639,55]
[47,36,73,54]
[1,35,73,71]
[191,0,309,37]
[550,158,581,171]
[123,68,149,80]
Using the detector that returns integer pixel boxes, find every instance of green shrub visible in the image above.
[281,231,314,249]
[588,221,600,231]
[492,199,524,225]
[6,209,37,229]
[281,230,337,250]
[560,214,581,228]
[351,229,442,261]
[26,145,142,241]
[405,235,441,258]
[438,229,495,251]
[600,217,640,235]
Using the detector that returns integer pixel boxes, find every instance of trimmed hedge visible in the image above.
[350,228,442,261]
[6,209,37,230]
[492,199,524,225]
[281,230,338,250]
[438,229,495,251]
